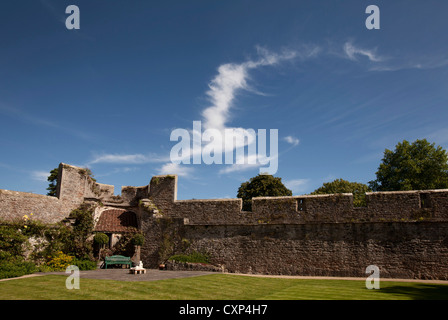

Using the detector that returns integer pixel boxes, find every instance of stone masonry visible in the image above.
[1,163,448,279]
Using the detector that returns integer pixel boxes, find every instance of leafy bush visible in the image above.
[0,202,120,277]
[131,233,145,246]
[72,258,97,270]
[45,252,97,271]
[67,204,95,259]
[0,257,37,280]
[0,224,28,257]
[169,252,210,264]
[46,251,74,271]
[39,223,72,260]
[36,258,97,272]
[0,205,100,278]
[0,223,38,279]
[94,233,109,245]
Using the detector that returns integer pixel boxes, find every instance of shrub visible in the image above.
[46,251,74,271]
[169,252,210,264]
[0,224,28,257]
[66,205,95,259]
[40,223,72,260]
[0,210,99,277]
[94,233,109,246]
[21,219,47,237]
[0,257,37,280]
[131,233,145,246]
[72,258,97,270]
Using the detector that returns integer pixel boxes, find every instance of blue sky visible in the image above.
[1,0,448,200]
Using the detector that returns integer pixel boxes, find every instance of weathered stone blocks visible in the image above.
[2,163,448,279]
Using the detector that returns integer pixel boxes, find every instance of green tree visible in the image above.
[369,139,448,191]
[237,174,292,211]
[131,233,145,246]
[67,204,95,260]
[311,179,371,207]
[94,233,109,246]
[46,168,59,197]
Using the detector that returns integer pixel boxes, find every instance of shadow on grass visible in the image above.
[381,284,448,300]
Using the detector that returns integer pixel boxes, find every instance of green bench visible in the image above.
[104,255,133,269]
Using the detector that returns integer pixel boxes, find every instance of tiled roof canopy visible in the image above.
[94,209,138,233]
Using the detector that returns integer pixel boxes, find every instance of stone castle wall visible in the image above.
[146,175,448,225]
[0,163,115,223]
[137,175,448,279]
[179,222,448,279]
[1,163,448,279]
[137,212,448,279]
[0,189,69,224]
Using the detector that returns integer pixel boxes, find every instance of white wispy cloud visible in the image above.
[218,154,261,174]
[218,152,277,175]
[343,42,383,62]
[31,170,50,182]
[369,56,448,72]
[202,47,299,131]
[165,46,310,175]
[327,40,448,72]
[337,39,448,72]
[157,163,194,177]
[218,164,260,174]
[94,167,139,178]
[283,136,300,146]
[87,153,168,165]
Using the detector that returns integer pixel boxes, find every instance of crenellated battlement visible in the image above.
[144,175,448,225]
[1,163,448,225]
[2,163,448,279]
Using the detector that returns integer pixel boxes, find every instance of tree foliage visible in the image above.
[46,167,59,197]
[67,204,95,260]
[131,233,145,246]
[369,139,448,191]
[94,233,109,246]
[237,174,292,211]
[311,179,371,207]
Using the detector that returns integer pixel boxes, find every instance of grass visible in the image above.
[1,274,448,300]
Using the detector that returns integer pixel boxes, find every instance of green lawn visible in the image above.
[1,274,448,300]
